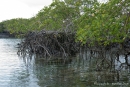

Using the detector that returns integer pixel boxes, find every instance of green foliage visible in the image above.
[75,0,130,45]
[1,18,30,37]
[35,0,80,32]
[0,0,129,45]
[0,22,6,32]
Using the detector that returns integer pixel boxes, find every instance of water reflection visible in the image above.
[9,65,39,87]
[0,39,130,87]
[32,55,130,87]
[33,62,84,87]
[0,39,20,87]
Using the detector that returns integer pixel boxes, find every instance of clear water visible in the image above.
[0,38,130,87]
[0,39,39,87]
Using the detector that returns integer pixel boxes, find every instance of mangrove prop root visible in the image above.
[17,30,79,59]
[17,30,130,69]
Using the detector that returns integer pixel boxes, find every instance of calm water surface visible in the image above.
[0,39,130,87]
[0,39,39,87]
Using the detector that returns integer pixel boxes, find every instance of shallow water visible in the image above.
[0,38,130,87]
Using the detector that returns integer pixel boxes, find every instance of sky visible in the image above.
[0,0,107,22]
[0,0,52,22]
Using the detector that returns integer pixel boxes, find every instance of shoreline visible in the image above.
[0,32,15,38]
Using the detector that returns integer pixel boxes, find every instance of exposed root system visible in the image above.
[17,30,79,60]
[17,30,130,68]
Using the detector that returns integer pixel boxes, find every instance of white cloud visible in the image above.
[0,0,108,22]
[0,0,52,22]
[20,0,52,7]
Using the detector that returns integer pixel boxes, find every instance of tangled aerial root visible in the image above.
[17,30,79,61]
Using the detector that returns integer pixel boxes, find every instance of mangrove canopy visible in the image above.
[0,0,129,45]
